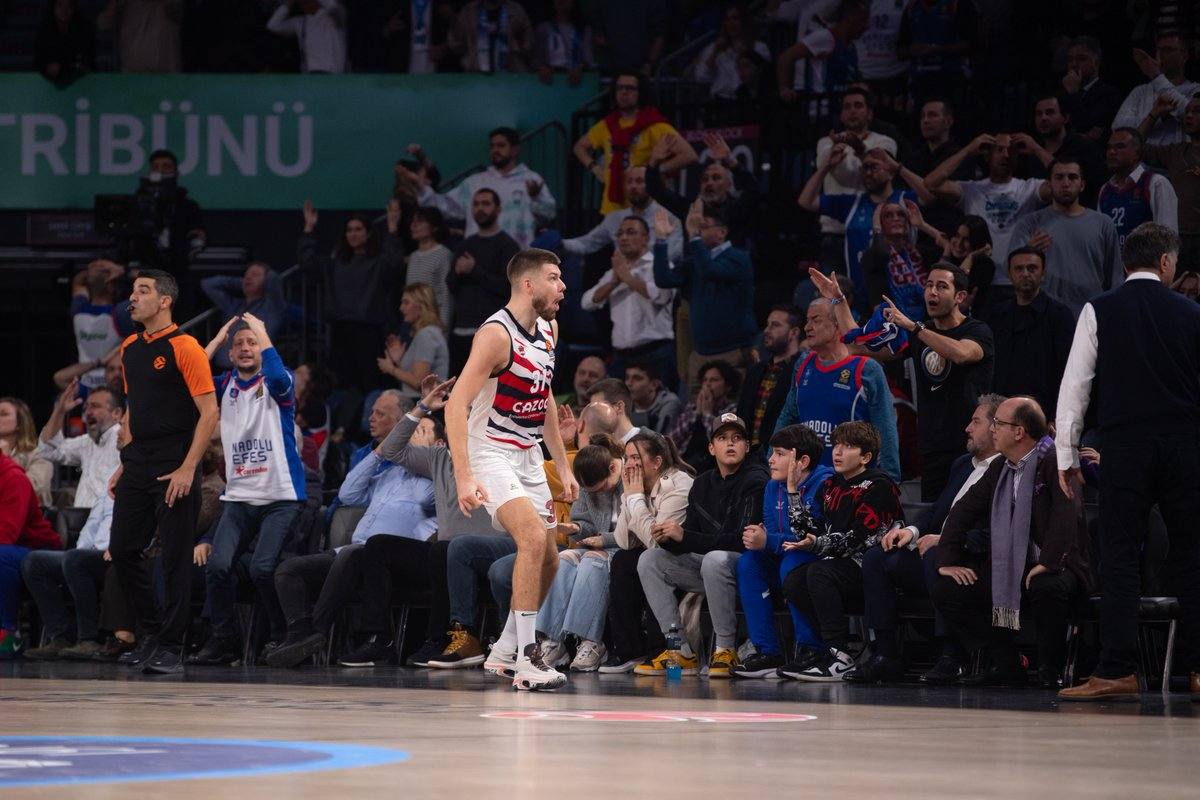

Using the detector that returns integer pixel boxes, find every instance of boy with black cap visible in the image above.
[635,413,769,677]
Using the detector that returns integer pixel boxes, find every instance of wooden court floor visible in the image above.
[2,664,1199,798]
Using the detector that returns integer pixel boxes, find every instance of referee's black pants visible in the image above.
[109,438,201,648]
[1096,435,1200,678]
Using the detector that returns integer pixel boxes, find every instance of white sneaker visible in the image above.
[792,647,856,682]
[511,644,567,691]
[539,638,570,669]
[483,643,517,678]
[569,639,606,672]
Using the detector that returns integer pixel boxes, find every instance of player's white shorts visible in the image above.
[471,444,557,532]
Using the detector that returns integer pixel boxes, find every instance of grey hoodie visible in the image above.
[630,389,682,434]
[569,483,623,549]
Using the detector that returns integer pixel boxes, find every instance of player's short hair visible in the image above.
[831,420,881,463]
[769,424,824,467]
[506,248,561,283]
[137,269,179,308]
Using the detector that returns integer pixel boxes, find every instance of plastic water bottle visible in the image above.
[665,624,683,681]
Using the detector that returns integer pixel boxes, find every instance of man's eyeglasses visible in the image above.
[990,417,1020,430]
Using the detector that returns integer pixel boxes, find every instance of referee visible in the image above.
[107,269,218,674]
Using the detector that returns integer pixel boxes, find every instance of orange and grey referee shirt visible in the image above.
[120,324,215,443]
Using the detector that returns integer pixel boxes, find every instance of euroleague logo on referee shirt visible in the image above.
[153,356,166,370]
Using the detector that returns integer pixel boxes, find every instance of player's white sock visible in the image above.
[515,610,538,656]
[494,612,517,654]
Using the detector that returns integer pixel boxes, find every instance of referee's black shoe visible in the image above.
[118,636,158,667]
[142,646,185,675]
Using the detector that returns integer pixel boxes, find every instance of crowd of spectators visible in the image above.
[2,1,1200,695]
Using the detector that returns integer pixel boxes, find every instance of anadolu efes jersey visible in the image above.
[468,308,556,451]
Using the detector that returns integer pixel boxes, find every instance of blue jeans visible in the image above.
[535,549,611,642]
[737,547,822,655]
[446,535,517,628]
[205,500,301,638]
[0,544,32,632]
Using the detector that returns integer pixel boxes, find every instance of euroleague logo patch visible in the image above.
[153,356,167,370]
[544,499,556,524]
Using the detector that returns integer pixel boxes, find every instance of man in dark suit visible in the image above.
[737,304,803,460]
[1057,222,1200,701]
[932,397,1093,688]
[848,394,1004,685]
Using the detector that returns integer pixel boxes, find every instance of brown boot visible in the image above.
[1058,674,1140,702]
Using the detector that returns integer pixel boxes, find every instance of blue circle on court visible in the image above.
[0,736,409,788]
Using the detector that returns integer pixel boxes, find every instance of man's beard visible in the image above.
[533,295,558,321]
[474,213,499,229]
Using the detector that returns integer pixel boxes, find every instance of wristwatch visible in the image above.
[911,321,926,336]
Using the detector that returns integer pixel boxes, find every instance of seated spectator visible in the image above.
[407,129,556,249]
[737,305,803,459]
[624,362,680,435]
[732,424,834,678]
[652,207,757,392]
[1143,98,1200,271]
[939,214,995,314]
[635,414,766,677]
[984,249,1074,418]
[294,362,334,475]
[190,314,306,665]
[299,199,405,393]
[564,166,683,261]
[646,132,759,248]
[556,355,607,412]
[266,390,431,668]
[580,217,676,384]
[0,398,52,508]
[377,284,450,402]
[201,263,286,372]
[774,299,900,480]
[691,5,769,100]
[776,0,869,102]
[931,397,1092,688]
[1009,158,1122,315]
[847,394,1003,684]
[573,73,697,216]
[449,0,533,73]
[98,0,182,73]
[861,200,938,321]
[1111,31,1197,147]
[1061,36,1122,148]
[0,451,61,658]
[266,0,347,73]
[533,0,595,85]
[668,360,740,474]
[405,207,454,328]
[585,378,639,444]
[779,421,902,681]
[1098,128,1179,251]
[35,0,96,85]
[69,259,133,393]
[36,381,122,511]
[604,429,695,672]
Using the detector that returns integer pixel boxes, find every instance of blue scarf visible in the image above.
[842,302,910,356]
[477,3,509,72]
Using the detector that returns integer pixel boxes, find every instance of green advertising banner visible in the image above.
[0,73,598,210]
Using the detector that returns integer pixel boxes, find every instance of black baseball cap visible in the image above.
[710,412,748,442]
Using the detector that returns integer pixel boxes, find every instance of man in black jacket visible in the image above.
[635,414,768,678]
[737,304,803,459]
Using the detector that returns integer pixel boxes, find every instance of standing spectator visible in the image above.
[1112,32,1198,147]
[1098,127,1179,250]
[1058,223,1200,702]
[0,398,52,509]
[383,0,455,73]
[533,0,594,85]
[736,305,804,458]
[563,166,683,261]
[624,363,680,435]
[377,284,450,402]
[35,0,96,84]
[449,0,533,73]
[896,0,975,104]
[200,262,287,372]
[1028,92,1106,205]
[581,217,675,384]
[855,0,909,106]
[36,381,123,512]
[668,361,741,474]
[983,248,1075,418]
[908,97,970,235]
[0,453,61,659]
[1143,98,1200,270]
[266,0,347,73]
[445,189,520,374]
[405,207,454,328]
[410,130,556,249]
[98,0,182,73]
[298,199,405,393]
[646,133,759,248]
[1061,37,1123,148]
[573,73,697,216]
[1009,158,1123,315]
[589,0,665,75]
[776,0,869,101]
[652,206,757,393]
[768,0,839,95]
[70,259,134,392]
[691,5,771,100]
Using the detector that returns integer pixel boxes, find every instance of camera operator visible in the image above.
[120,149,206,281]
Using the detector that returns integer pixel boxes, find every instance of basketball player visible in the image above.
[445,248,579,691]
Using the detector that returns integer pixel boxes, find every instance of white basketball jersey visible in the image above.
[467,308,556,451]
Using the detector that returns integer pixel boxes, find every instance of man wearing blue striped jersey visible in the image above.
[191,312,305,665]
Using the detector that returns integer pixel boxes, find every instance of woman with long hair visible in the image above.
[941,214,995,314]
[377,284,450,400]
[0,397,53,507]
[861,200,939,321]
[406,207,454,328]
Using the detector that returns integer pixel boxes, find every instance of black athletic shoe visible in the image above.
[920,656,965,685]
[258,640,283,665]
[187,635,241,666]
[265,632,325,668]
[118,636,158,667]
[845,654,905,684]
[94,636,136,662]
[775,646,824,679]
[731,651,786,678]
[406,637,448,667]
[142,646,185,675]
[338,635,396,667]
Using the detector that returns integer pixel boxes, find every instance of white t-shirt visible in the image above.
[958,177,1044,282]
[856,0,908,80]
[693,40,772,99]
[774,0,839,89]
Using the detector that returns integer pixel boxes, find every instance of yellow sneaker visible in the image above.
[633,649,700,676]
[707,648,739,679]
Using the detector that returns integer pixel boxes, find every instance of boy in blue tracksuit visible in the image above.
[732,424,834,677]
